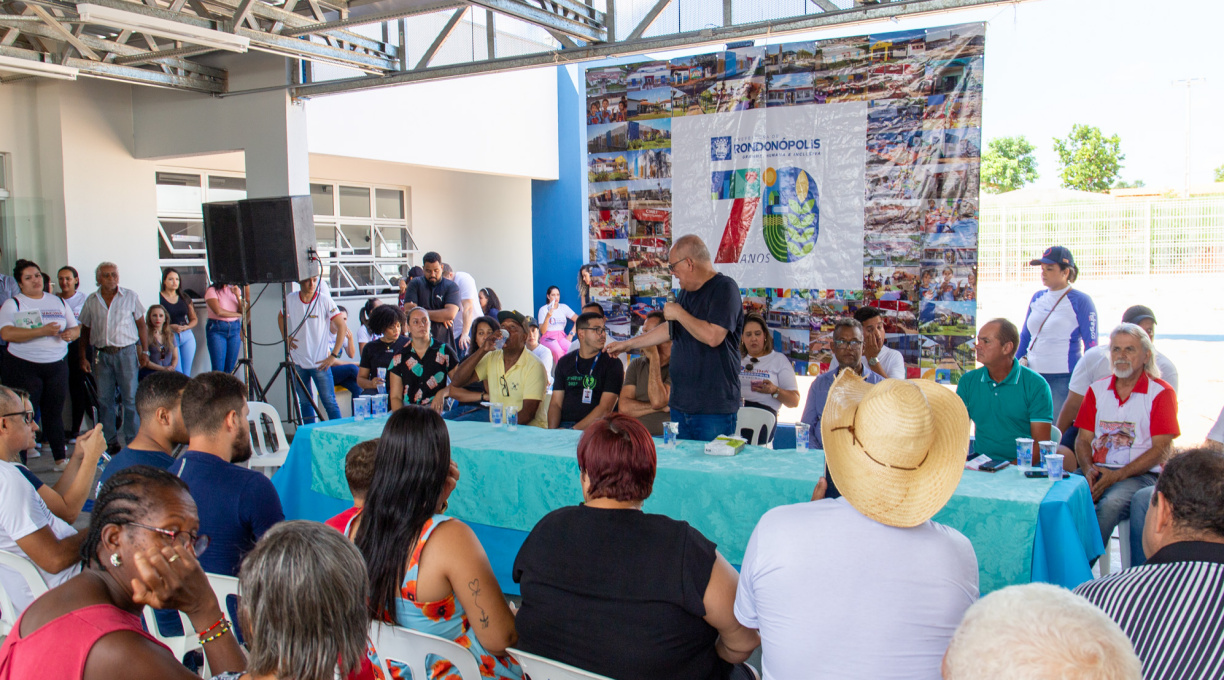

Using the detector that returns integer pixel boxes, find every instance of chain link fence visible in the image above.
[979,197,1224,283]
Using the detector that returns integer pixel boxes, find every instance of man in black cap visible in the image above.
[448,310,548,428]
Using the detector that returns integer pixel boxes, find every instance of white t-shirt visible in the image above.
[0,462,82,611]
[828,344,906,380]
[451,272,480,340]
[1208,405,1224,445]
[735,497,978,680]
[60,290,87,318]
[529,344,554,387]
[284,290,342,368]
[740,350,799,412]
[538,303,576,334]
[355,324,373,348]
[0,293,78,363]
[1068,344,1179,395]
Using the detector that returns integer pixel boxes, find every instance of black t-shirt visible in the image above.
[359,336,408,374]
[553,350,624,424]
[403,276,461,340]
[159,293,191,326]
[513,505,730,680]
[670,273,743,414]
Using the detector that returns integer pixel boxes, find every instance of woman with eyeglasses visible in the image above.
[0,465,247,680]
[738,313,800,416]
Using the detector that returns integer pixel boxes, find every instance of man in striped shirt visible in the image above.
[1074,447,1224,680]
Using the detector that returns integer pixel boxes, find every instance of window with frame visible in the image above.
[155,171,413,300]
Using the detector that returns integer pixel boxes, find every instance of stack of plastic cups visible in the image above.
[490,402,504,428]
[1015,437,1034,470]
[1038,440,1058,470]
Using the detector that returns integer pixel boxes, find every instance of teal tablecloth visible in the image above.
[272,417,1103,595]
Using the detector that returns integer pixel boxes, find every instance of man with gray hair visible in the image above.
[1073,323,1179,548]
[1074,447,1224,679]
[77,261,148,452]
[942,583,1141,680]
[607,235,744,440]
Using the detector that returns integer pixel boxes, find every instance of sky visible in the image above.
[644,0,1224,191]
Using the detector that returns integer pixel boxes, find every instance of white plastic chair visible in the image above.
[1050,425,1062,447]
[142,607,202,669]
[735,407,777,447]
[0,549,49,635]
[247,401,290,478]
[1099,519,1131,575]
[508,648,615,680]
[369,621,482,680]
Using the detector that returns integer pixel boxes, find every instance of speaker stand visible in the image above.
[242,283,326,429]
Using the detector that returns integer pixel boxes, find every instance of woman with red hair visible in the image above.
[512,414,760,679]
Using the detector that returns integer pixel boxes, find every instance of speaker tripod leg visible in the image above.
[286,363,325,425]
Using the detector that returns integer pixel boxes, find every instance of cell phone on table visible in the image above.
[979,459,1010,472]
[1024,469,1049,478]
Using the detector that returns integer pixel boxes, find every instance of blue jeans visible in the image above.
[95,344,140,446]
[174,328,197,375]
[673,410,736,441]
[293,365,341,424]
[1127,485,1155,568]
[330,363,362,397]
[206,319,241,373]
[1039,372,1071,417]
[444,404,488,422]
[1095,471,1158,549]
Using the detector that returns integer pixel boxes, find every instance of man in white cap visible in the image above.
[735,373,979,679]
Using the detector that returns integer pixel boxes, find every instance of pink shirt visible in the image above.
[204,285,240,321]
[0,604,168,679]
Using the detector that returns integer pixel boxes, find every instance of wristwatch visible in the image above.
[332,350,343,358]
[867,356,880,367]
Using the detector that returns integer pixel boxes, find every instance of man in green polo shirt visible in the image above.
[957,318,1053,462]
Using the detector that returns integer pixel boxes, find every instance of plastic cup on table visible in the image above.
[353,397,370,421]
[794,422,810,452]
[1038,440,1058,469]
[490,402,504,428]
[1015,437,1034,470]
[1046,453,1065,481]
[505,405,518,432]
[662,421,678,448]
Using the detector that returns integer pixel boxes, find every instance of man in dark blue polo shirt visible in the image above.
[956,318,1053,463]
[403,251,461,342]
[97,371,190,491]
[169,371,283,576]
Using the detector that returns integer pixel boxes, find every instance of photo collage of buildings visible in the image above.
[585,23,984,382]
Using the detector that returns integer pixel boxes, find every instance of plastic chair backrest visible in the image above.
[141,607,202,663]
[736,407,777,446]
[0,550,49,635]
[247,401,289,458]
[201,574,242,678]
[1050,426,1062,446]
[368,621,482,680]
[507,648,615,680]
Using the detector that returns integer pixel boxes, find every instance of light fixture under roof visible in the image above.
[75,3,250,53]
[0,54,80,81]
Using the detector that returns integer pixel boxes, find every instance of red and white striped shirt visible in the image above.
[1074,372,1178,471]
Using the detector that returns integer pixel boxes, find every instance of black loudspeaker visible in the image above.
[202,201,247,285]
[238,196,317,284]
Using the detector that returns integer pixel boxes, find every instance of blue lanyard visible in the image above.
[580,352,600,389]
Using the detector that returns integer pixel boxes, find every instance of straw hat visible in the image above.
[821,371,970,528]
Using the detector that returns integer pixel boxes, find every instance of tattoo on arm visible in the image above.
[468,578,490,628]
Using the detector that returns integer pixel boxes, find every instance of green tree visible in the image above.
[1114,179,1146,189]
[1214,163,1224,183]
[980,135,1039,193]
[1052,124,1125,192]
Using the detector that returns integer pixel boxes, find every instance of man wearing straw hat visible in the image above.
[735,372,979,679]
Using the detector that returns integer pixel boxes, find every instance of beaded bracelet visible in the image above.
[196,616,227,637]
[199,620,232,645]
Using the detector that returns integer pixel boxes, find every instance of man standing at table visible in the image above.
[607,235,743,441]
[956,318,1053,463]
[449,310,549,428]
[549,312,623,430]
[403,252,460,342]
[1074,323,1179,549]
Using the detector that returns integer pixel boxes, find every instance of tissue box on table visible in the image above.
[704,436,747,457]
